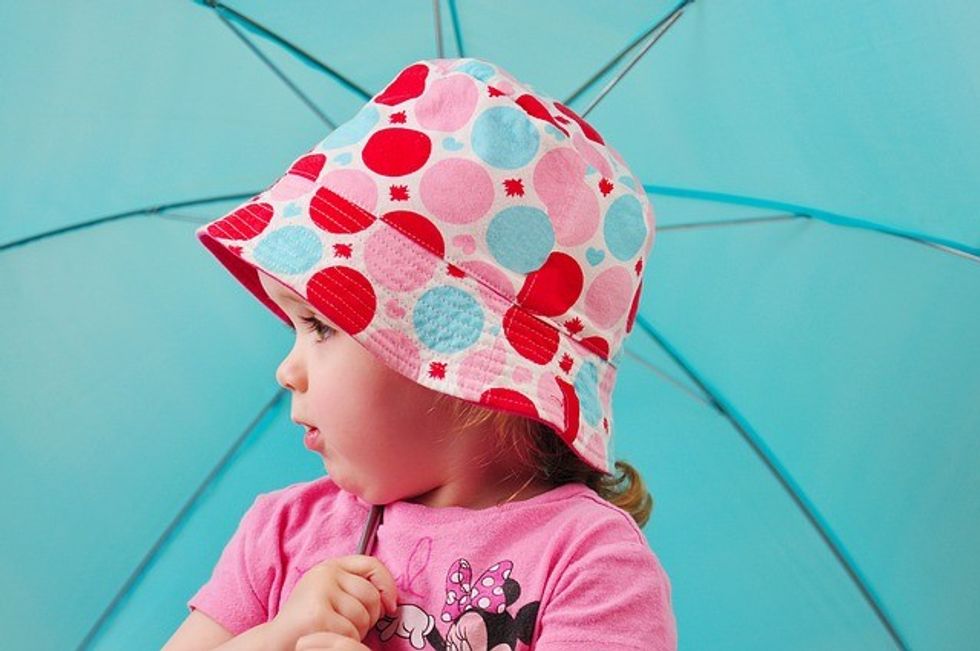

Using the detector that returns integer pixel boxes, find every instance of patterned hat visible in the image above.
[196,57,655,474]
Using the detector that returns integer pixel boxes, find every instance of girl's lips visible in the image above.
[303,427,321,451]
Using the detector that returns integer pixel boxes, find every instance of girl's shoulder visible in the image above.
[531,481,654,548]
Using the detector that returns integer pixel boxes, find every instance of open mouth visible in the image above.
[303,427,321,451]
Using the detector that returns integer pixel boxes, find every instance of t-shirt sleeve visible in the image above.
[186,493,277,636]
[534,538,678,650]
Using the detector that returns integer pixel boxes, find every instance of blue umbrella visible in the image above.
[1,1,976,649]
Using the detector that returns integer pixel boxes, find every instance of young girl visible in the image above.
[164,56,677,651]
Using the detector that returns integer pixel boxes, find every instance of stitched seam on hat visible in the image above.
[307,190,597,365]
[309,186,618,370]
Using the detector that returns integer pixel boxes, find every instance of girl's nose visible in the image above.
[275,344,307,392]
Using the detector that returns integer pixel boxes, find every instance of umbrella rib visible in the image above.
[433,0,443,58]
[634,312,910,651]
[448,0,465,57]
[646,184,980,261]
[75,387,288,651]
[563,0,694,118]
[198,0,372,102]
[0,192,256,252]
[621,345,714,407]
[205,2,336,129]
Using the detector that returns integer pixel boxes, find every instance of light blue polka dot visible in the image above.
[332,152,353,165]
[585,164,597,176]
[454,60,496,82]
[413,286,484,354]
[486,206,555,273]
[543,124,566,140]
[318,103,379,149]
[604,194,647,261]
[617,174,636,190]
[575,362,602,427]
[472,106,540,169]
[253,226,323,274]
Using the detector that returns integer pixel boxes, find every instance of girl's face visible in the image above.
[257,272,522,507]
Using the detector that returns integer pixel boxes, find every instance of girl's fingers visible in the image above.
[335,555,399,614]
[321,609,361,641]
[336,572,383,623]
[326,588,372,638]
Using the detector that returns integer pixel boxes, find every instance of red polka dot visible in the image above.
[517,252,584,317]
[554,102,604,145]
[362,128,432,176]
[305,266,377,335]
[554,376,580,445]
[207,203,273,240]
[374,63,429,106]
[580,336,610,360]
[381,210,445,258]
[479,388,539,420]
[515,94,569,137]
[288,153,326,181]
[626,280,642,333]
[310,186,375,234]
[503,305,560,365]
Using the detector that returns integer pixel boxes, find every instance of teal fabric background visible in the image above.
[1,1,977,649]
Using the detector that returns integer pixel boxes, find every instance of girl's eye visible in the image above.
[299,315,335,342]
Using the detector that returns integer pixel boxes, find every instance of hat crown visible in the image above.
[274,57,654,366]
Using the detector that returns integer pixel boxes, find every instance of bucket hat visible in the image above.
[196,56,655,474]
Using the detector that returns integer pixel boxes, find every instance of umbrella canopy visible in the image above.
[1,1,977,649]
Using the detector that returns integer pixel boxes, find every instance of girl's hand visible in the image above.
[295,631,371,651]
[268,554,399,647]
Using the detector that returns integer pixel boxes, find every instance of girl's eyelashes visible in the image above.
[299,314,335,342]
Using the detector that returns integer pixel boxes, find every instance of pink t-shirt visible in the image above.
[187,475,677,650]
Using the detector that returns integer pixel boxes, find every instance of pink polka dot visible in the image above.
[420,158,494,224]
[269,175,315,201]
[321,169,378,213]
[416,75,479,131]
[368,328,421,380]
[494,79,515,95]
[533,148,599,246]
[536,372,564,424]
[584,266,634,329]
[364,224,439,292]
[572,132,612,179]
[512,366,533,384]
[458,339,507,392]
[457,260,515,314]
[599,362,616,409]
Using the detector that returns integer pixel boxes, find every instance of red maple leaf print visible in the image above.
[428,362,446,379]
[389,184,410,201]
[229,245,243,256]
[389,110,407,124]
[564,317,584,335]
[598,178,614,197]
[503,178,525,197]
[553,114,571,125]
[603,417,609,433]
[635,257,643,275]
[487,85,506,98]
[333,243,353,258]
[559,353,574,374]
[447,263,465,278]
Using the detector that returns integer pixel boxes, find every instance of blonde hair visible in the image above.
[433,392,654,528]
